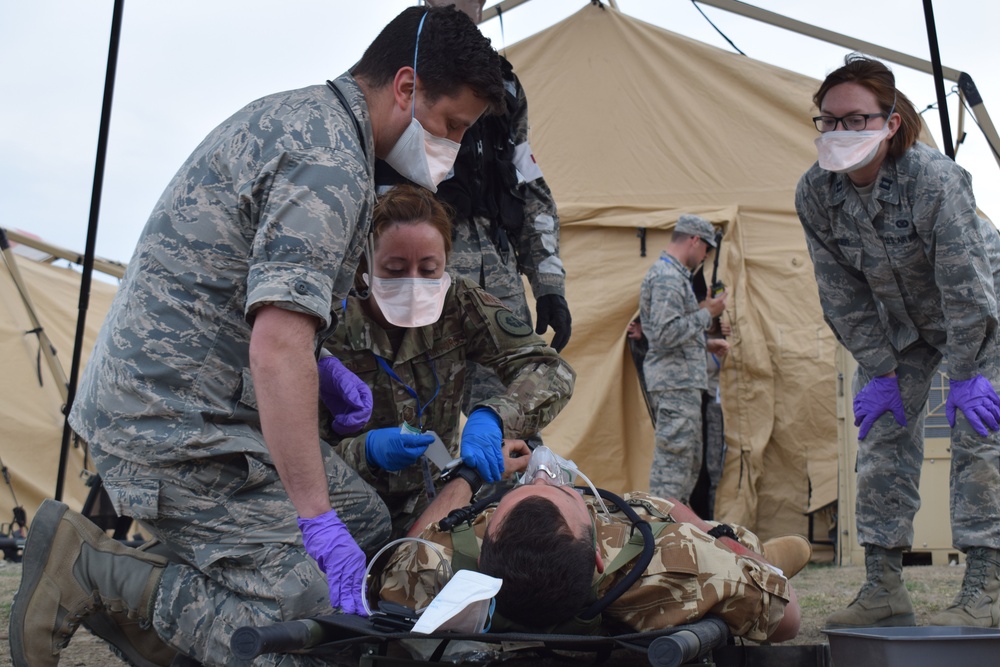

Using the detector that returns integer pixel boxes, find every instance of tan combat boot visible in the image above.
[826,545,915,628]
[929,547,1000,627]
[8,499,171,667]
[762,535,812,579]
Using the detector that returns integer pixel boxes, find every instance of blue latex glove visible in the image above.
[365,428,434,472]
[460,409,504,483]
[946,374,1000,437]
[853,375,906,440]
[297,508,368,616]
[318,356,373,435]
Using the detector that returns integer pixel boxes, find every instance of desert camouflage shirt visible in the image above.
[69,74,374,463]
[378,492,789,641]
[796,142,1000,380]
[321,276,575,498]
[640,253,711,391]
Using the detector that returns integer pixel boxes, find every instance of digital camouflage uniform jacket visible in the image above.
[640,253,711,392]
[446,67,565,311]
[796,141,1000,380]
[378,492,789,641]
[321,276,575,500]
[69,74,374,467]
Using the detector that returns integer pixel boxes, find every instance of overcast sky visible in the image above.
[2,0,997,270]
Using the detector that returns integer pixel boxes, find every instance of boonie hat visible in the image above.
[675,214,718,247]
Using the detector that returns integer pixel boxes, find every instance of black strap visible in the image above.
[325,80,367,163]
[707,523,738,541]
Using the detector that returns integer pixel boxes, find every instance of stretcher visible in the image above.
[231,613,731,666]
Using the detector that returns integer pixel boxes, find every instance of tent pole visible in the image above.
[695,0,1000,171]
[5,229,126,280]
[922,0,954,158]
[55,0,125,502]
[0,228,70,403]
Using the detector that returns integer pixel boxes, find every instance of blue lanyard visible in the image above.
[375,354,440,429]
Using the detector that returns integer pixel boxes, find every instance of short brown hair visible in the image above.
[813,54,921,161]
[372,184,452,255]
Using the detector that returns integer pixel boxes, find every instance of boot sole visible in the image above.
[826,613,916,629]
[8,499,70,667]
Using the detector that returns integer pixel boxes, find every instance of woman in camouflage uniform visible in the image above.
[320,185,575,538]
[796,54,1000,629]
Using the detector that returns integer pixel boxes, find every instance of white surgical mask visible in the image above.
[815,126,890,174]
[383,10,461,192]
[383,117,460,192]
[370,272,451,328]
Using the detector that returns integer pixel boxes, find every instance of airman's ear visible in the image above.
[392,67,416,112]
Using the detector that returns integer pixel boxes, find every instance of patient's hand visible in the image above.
[502,439,531,478]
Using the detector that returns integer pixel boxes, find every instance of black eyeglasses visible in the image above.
[812,112,887,133]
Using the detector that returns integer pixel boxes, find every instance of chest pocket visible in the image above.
[879,218,925,269]
[341,353,379,378]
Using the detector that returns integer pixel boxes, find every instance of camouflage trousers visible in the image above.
[853,337,1000,551]
[702,394,726,513]
[93,441,390,666]
[648,388,704,502]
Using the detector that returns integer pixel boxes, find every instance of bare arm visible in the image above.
[405,440,531,537]
[250,305,331,519]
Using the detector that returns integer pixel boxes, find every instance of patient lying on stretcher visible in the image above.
[375,442,806,642]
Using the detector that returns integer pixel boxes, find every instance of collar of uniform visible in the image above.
[330,73,375,177]
[872,158,901,206]
[660,251,691,279]
[342,296,436,363]
[828,158,901,208]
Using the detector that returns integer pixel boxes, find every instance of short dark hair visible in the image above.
[671,230,695,243]
[479,496,595,628]
[813,53,921,161]
[352,6,505,114]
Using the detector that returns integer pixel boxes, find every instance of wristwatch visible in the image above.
[439,460,484,496]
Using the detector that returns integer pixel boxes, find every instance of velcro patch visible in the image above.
[496,311,533,337]
[475,289,506,309]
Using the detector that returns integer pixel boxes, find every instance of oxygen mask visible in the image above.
[517,446,611,516]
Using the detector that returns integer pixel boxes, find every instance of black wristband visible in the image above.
[440,462,484,496]
[707,523,738,541]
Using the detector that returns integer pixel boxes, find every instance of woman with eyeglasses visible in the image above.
[796,53,1000,631]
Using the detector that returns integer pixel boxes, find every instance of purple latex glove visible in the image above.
[853,375,906,440]
[946,374,1000,437]
[297,508,368,616]
[318,356,373,435]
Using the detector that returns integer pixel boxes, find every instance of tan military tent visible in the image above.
[0,243,117,527]
[1,4,882,545]
[505,3,840,540]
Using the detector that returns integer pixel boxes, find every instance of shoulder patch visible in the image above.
[495,310,533,337]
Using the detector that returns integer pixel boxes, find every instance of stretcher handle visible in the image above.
[230,619,326,659]
[646,615,729,667]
